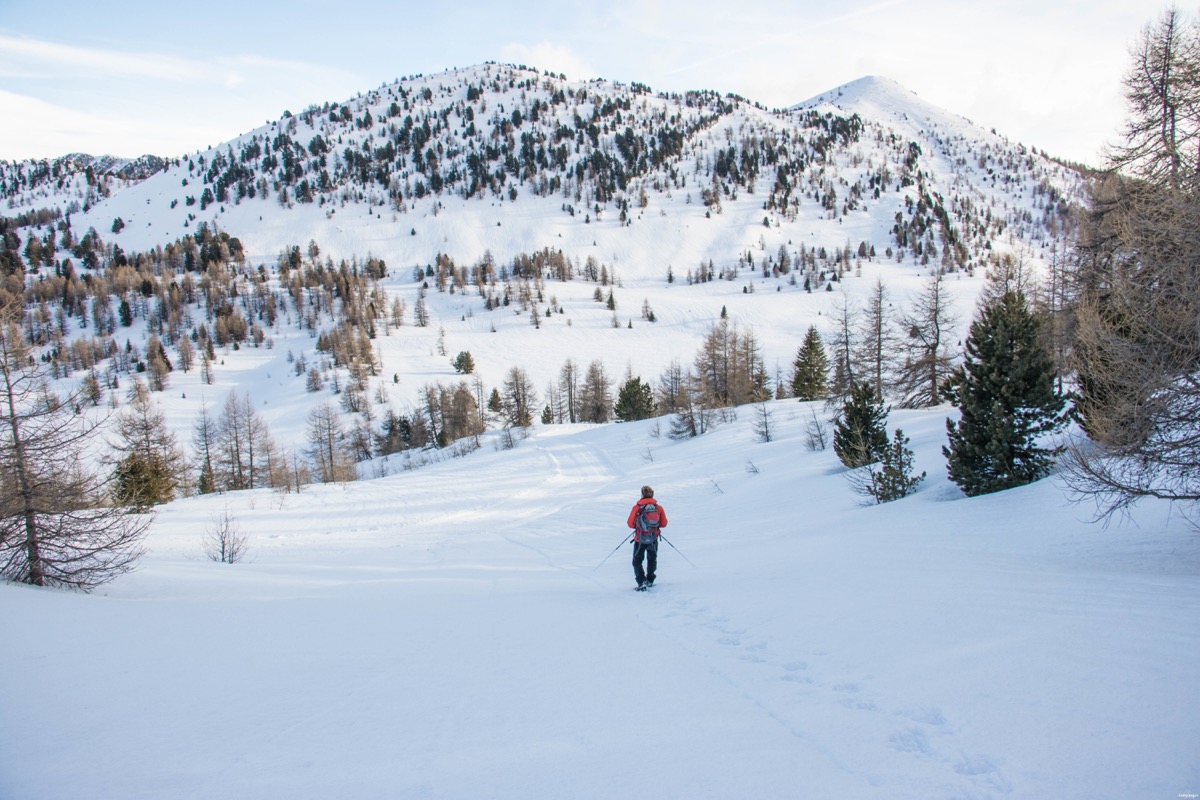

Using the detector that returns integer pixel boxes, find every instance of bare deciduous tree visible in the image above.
[1109,8,1200,190]
[1065,182,1200,521]
[0,317,149,589]
[203,509,249,564]
[828,297,858,402]
[214,390,281,491]
[579,360,613,423]
[306,401,357,483]
[558,358,580,423]
[753,401,774,443]
[895,270,959,407]
[803,408,829,452]
[500,366,537,428]
[1065,10,1200,524]
[854,278,900,400]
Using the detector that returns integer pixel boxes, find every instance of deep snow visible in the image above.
[2,404,1198,799]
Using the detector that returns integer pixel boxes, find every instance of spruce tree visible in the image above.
[944,291,1065,496]
[791,325,829,400]
[833,381,889,468]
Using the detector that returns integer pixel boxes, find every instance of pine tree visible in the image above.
[197,460,217,495]
[833,381,889,468]
[864,428,926,502]
[944,291,1065,496]
[614,376,655,421]
[791,325,829,400]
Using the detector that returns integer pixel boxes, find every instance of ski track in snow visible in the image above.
[629,580,1012,797]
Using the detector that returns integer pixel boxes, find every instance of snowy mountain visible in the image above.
[0,64,1085,461]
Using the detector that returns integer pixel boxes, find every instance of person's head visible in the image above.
[641,485,654,498]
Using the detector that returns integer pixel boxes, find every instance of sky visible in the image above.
[0,0,1168,167]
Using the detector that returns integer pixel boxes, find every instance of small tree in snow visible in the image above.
[849,428,926,503]
[203,509,249,564]
[833,381,888,468]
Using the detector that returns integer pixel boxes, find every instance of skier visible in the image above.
[627,485,667,590]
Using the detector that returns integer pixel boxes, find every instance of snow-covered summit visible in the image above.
[796,75,986,144]
[797,75,933,113]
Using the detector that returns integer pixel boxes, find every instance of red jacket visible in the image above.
[627,497,667,532]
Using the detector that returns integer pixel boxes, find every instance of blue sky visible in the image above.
[0,0,1164,165]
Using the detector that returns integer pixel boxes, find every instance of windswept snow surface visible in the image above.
[3,405,1199,799]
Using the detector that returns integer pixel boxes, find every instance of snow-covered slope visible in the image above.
[2,404,1197,799]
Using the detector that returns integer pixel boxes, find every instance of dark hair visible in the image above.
[641,485,654,498]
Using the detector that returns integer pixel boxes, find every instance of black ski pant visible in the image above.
[632,540,657,586]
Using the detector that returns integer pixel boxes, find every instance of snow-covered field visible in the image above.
[3,404,1197,799]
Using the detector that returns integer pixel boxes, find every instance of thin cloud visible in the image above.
[0,34,204,82]
[0,34,365,158]
[499,43,598,82]
[0,34,360,94]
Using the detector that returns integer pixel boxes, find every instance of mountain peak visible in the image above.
[797,75,911,106]
[793,75,979,140]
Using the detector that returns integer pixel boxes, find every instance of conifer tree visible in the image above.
[944,291,1065,496]
[833,381,889,468]
[614,376,655,421]
[791,325,829,401]
[452,351,475,374]
[864,428,926,502]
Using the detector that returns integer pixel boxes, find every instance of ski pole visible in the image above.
[658,533,696,568]
[594,532,633,571]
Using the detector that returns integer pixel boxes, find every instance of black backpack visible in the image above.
[634,502,662,544]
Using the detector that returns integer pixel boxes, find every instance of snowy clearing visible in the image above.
[2,404,1198,799]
